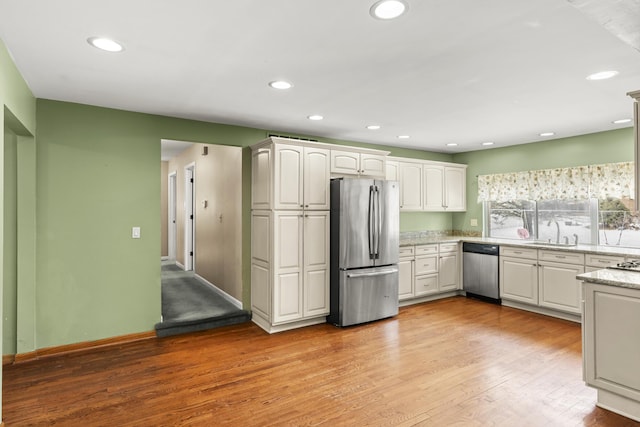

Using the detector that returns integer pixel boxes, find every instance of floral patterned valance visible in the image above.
[477,162,634,202]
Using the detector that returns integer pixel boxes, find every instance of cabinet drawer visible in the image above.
[500,246,537,259]
[439,242,459,253]
[585,254,625,268]
[399,246,415,258]
[539,250,584,265]
[415,244,438,255]
[415,255,438,275]
[415,274,438,296]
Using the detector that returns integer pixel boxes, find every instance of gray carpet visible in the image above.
[155,263,251,337]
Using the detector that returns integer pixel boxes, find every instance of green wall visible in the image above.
[451,128,635,233]
[1,37,37,420]
[32,100,450,349]
[3,128,17,354]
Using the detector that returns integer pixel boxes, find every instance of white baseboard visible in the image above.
[161,256,169,261]
[194,274,243,309]
[175,261,185,270]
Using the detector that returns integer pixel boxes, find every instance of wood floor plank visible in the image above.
[3,297,639,426]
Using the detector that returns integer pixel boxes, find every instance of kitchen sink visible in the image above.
[524,241,577,247]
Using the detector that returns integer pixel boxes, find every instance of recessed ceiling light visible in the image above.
[87,37,123,52]
[539,132,555,137]
[370,0,408,20]
[612,118,632,124]
[446,143,458,147]
[269,80,293,90]
[397,135,410,139]
[366,125,381,130]
[308,115,323,121]
[482,142,494,146]
[586,70,619,81]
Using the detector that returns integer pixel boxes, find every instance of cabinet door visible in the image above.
[438,253,458,292]
[303,147,330,210]
[423,165,444,211]
[398,259,414,300]
[444,166,466,211]
[584,283,640,403]
[251,148,271,209]
[274,145,303,210]
[331,150,360,175]
[273,212,303,323]
[539,261,584,314]
[399,162,423,210]
[386,161,399,181]
[303,212,330,317]
[500,256,538,304]
[360,153,386,177]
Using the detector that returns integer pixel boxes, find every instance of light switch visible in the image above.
[132,227,141,239]
[470,219,478,227]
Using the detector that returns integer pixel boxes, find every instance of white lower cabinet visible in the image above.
[438,243,459,292]
[398,246,415,301]
[538,260,584,314]
[251,210,329,332]
[500,248,538,305]
[500,246,584,316]
[400,242,460,303]
[583,282,640,421]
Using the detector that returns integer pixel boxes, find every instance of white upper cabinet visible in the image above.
[303,147,331,210]
[444,166,466,211]
[251,139,331,210]
[398,161,423,211]
[390,157,466,212]
[386,160,399,181]
[331,150,386,177]
[423,164,444,211]
[424,164,467,211]
[274,144,304,210]
[251,148,271,210]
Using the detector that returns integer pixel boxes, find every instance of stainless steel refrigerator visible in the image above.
[328,178,400,327]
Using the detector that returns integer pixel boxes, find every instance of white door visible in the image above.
[274,144,303,210]
[184,164,195,271]
[168,172,177,261]
[399,162,423,210]
[303,211,330,317]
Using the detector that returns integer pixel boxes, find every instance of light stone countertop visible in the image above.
[578,269,640,290]
[399,235,640,259]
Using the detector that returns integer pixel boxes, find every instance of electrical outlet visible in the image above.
[132,227,141,238]
[470,219,478,227]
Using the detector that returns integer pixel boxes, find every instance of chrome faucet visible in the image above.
[563,236,569,244]
[547,220,560,244]
[573,233,579,245]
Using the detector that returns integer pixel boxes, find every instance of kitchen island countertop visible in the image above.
[578,269,640,290]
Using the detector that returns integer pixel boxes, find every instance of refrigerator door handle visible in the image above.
[375,185,381,259]
[368,185,375,259]
[346,267,399,278]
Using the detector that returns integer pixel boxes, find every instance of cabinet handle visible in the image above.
[514,251,522,254]
[305,204,309,207]
[555,255,566,259]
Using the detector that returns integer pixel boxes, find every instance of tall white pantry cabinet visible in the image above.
[250,137,332,333]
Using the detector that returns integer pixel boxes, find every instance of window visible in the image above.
[486,197,640,248]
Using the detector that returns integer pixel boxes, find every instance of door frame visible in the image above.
[184,163,196,271]
[168,171,177,261]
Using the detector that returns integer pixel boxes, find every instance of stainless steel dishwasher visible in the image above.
[462,242,500,304]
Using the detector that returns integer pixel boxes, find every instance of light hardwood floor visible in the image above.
[3,297,639,426]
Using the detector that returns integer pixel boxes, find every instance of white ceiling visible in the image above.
[1,0,640,153]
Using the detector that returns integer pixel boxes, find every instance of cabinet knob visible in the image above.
[305,204,309,207]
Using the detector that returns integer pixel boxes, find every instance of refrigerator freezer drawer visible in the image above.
[332,266,399,327]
